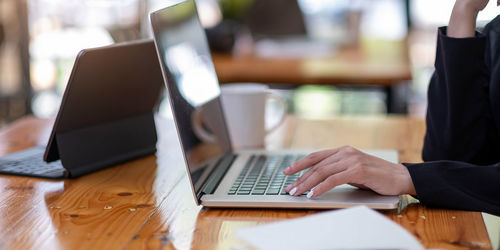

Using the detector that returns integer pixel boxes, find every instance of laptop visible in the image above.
[150,0,400,209]
[0,40,163,179]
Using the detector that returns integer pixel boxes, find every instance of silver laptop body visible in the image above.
[150,0,400,210]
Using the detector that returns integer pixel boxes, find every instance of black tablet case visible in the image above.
[43,40,164,177]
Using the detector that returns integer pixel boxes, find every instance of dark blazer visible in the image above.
[404,18,500,216]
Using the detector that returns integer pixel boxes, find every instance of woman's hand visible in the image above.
[456,0,490,13]
[283,146,416,198]
[448,0,492,38]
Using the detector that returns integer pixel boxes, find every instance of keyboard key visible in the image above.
[0,148,64,178]
[228,154,307,197]
[266,188,280,195]
[252,190,265,195]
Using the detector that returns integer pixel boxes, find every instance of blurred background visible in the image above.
[0,0,499,127]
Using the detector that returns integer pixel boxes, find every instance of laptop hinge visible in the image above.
[197,153,237,202]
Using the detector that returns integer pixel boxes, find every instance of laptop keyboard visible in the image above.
[0,147,65,178]
[228,154,307,196]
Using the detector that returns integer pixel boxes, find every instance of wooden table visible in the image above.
[0,115,492,249]
[212,42,412,86]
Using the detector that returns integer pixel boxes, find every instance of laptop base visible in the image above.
[202,186,400,210]
[203,149,400,210]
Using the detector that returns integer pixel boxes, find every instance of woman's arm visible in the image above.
[448,0,489,38]
[405,161,500,216]
[423,0,500,165]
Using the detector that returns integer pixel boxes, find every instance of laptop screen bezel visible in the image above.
[149,0,234,205]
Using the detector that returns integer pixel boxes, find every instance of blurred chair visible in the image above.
[0,21,5,125]
[107,23,142,43]
[0,0,31,125]
[205,20,240,53]
[0,23,4,47]
[243,0,307,39]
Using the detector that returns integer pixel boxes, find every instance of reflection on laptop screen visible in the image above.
[150,0,232,192]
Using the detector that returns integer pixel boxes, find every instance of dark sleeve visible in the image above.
[422,27,499,165]
[404,162,500,216]
[409,27,500,216]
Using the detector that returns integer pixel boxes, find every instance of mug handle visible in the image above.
[192,108,217,143]
[265,90,287,134]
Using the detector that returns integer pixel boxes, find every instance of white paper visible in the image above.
[236,206,423,250]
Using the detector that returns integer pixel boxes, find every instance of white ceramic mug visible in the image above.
[192,83,287,149]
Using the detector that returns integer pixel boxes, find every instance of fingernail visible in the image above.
[284,167,291,173]
[289,187,297,196]
[307,190,314,199]
[285,184,292,191]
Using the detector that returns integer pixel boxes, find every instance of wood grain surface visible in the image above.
[213,43,412,86]
[0,116,491,250]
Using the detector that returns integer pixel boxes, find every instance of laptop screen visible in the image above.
[150,0,232,193]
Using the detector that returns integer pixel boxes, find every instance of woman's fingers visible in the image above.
[283,145,414,198]
[286,146,366,197]
[307,171,353,198]
[288,167,328,196]
[284,152,343,193]
[283,149,339,175]
[289,159,348,196]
